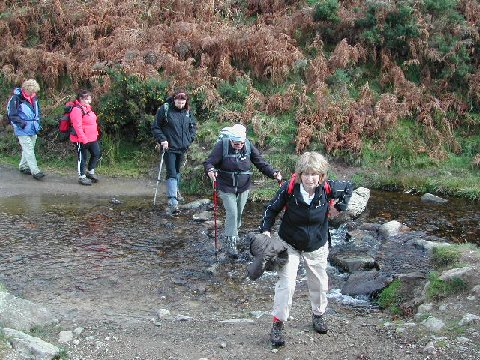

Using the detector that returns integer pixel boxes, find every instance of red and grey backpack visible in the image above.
[58,101,83,135]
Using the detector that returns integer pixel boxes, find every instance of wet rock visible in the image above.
[341,271,393,297]
[411,239,451,253]
[379,221,410,239]
[179,198,211,210]
[193,210,212,222]
[421,193,448,204]
[329,253,379,273]
[3,327,60,359]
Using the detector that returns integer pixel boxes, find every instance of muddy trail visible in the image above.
[0,164,472,360]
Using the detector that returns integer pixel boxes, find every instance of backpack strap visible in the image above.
[287,173,296,195]
[221,138,252,160]
[161,102,189,121]
[163,102,169,118]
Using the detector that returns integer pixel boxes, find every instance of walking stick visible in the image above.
[213,179,219,259]
[153,148,166,206]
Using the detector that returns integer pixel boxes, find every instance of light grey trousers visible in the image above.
[218,190,249,237]
[272,241,329,322]
[17,135,40,174]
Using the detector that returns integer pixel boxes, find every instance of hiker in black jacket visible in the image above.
[203,124,282,258]
[260,151,352,347]
[152,89,196,214]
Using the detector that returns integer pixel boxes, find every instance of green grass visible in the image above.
[426,272,468,301]
[376,279,404,316]
[431,245,461,270]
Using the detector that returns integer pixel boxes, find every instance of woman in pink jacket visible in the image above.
[70,90,101,186]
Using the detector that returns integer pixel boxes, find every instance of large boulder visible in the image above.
[0,292,58,332]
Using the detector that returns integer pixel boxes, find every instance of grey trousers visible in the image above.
[218,190,249,237]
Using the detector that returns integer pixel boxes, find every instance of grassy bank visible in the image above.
[1,125,478,201]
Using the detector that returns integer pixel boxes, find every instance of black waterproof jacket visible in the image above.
[260,180,352,252]
[151,97,196,153]
[203,140,278,194]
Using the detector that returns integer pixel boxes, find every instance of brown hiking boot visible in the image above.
[312,314,328,334]
[270,321,285,347]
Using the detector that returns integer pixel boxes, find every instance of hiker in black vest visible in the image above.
[203,124,282,258]
[152,89,196,215]
[259,151,353,347]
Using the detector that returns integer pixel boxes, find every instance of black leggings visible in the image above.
[163,151,184,180]
[75,141,101,176]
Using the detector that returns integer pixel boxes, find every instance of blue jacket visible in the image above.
[7,88,42,136]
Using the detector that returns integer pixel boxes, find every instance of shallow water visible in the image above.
[0,190,478,322]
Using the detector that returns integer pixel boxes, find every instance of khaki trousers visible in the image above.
[272,241,329,322]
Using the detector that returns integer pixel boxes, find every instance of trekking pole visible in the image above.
[153,148,166,206]
[213,179,219,259]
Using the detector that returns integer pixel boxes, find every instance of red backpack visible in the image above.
[58,101,82,134]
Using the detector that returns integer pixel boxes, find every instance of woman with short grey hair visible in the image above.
[6,79,45,180]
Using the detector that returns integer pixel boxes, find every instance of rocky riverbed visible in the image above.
[0,165,479,360]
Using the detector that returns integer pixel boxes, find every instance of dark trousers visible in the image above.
[163,151,184,180]
[75,141,101,176]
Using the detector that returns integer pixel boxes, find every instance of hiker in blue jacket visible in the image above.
[204,124,282,258]
[152,89,196,215]
[260,151,352,347]
[6,79,45,180]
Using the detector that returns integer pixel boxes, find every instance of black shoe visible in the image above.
[20,168,31,175]
[86,172,99,183]
[270,321,285,347]
[32,171,45,180]
[312,314,328,334]
[78,177,92,186]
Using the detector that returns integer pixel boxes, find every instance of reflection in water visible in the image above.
[246,190,480,245]
[0,190,478,322]
[362,190,480,245]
